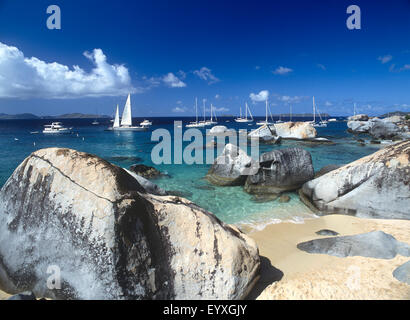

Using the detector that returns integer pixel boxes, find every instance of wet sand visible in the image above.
[246,214,410,299]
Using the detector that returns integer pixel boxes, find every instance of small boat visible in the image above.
[43,122,70,134]
[204,103,217,125]
[328,118,337,122]
[310,96,327,128]
[276,114,284,124]
[256,100,274,125]
[234,103,253,123]
[92,120,99,125]
[110,94,146,131]
[140,119,152,127]
[186,98,206,128]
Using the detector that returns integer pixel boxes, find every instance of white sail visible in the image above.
[113,104,120,128]
[121,94,132,126]
[247,103,253,120]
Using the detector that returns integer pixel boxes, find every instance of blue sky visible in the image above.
[0,0,410,117]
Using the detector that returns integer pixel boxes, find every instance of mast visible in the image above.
[203,99,206,122]
[210,103,213,122]
[290,105,292,122]
[195,97,198,123]
[354,103,356,116]
[312,96,316,123]
[265,100,268,123]
[240,106,242,119]
[245,103,248,120]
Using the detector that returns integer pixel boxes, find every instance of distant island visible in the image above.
[0,113,111,120]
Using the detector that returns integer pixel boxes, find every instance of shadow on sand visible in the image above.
[246,256,284,299]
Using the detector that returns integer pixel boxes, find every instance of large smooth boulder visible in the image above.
[244,148,314,194]
[125,169,167,196]
[382,115,405,124]
[248,125,274,139]
[0,148,260,300]
[129,164,162,179]
[348,114,369,121]
[208,125,236,136]
[369,120,401,139]
[272,122,317,139]
[347,120,374,133]
[206,144,255,186]
[301,141,410,219]
[297,231,410,259]
[393,260,410,285]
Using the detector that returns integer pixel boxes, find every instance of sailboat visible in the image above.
[256,100,274,126]
[205,103,218,125]
[310,96,327,127]
[186,98,205,128]
[92,109,99,125]
[111,94,146,131]
[234,103,253,123]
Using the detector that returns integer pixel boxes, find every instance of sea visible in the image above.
[0,117,381,230]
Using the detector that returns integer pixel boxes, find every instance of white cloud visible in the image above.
[172,106,186,113]
[388,63,410,73]
[215,94,220,99]
[0,42,136,99]
[255,66,261,70]
[163,72,186,88]
[193,67,220,84]
[250,90,269,102]
[377,55,393,64]
[273,66,293,75]
[317,64,326,71]
[325,101,333,106]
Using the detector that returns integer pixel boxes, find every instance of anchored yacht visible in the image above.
[43,122,70,134]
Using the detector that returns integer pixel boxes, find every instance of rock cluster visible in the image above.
[0,148,260,300]
[207,144,315,196]
[301,141,410,219]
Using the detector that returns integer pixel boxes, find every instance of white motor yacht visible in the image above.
[43,122,70,134]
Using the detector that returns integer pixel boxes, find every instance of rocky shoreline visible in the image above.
[0,138,409,300]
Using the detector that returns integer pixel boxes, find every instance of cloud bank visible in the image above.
[0,42,136,99]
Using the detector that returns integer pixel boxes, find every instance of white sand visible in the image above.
[247,214,410,299]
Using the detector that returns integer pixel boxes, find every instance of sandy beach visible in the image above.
[0,289,10,300]
[247,214,410,299]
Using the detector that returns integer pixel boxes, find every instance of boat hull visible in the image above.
[112,126,147,131]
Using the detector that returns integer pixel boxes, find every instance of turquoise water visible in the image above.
[0,117,381,228]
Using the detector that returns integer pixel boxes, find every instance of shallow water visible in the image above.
[0,117,381,227]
